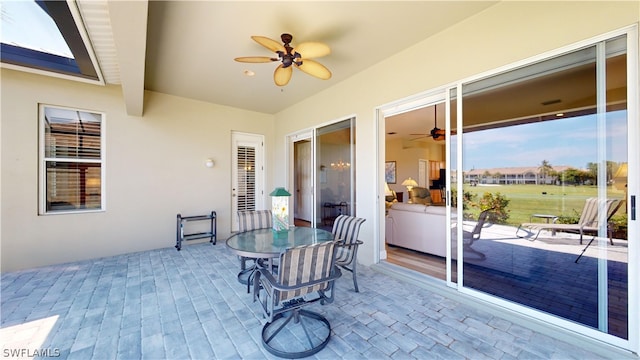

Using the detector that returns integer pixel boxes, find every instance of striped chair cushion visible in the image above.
[238,210,272,232]
[578,198,620,228]
[578,198,600,227]
[332,215,365,263]
[276,241,336,303]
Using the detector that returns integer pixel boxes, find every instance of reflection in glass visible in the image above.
[317,119,355,230]
[458,36,628,339]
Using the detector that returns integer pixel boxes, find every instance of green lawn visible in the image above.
[458,184,626,226]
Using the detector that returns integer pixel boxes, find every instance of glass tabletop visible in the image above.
[226,227,335,259]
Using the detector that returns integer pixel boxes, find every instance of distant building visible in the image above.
[463,166,574,185]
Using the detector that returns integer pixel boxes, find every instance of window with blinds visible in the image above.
[40,105,103,213]
[237,146,256,212]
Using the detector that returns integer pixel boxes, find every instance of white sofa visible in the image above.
[385,202,447,257]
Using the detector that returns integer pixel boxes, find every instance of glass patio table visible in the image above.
[226,227,335,283]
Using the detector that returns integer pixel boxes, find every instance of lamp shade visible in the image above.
[384,182,393,196]
[613,163,628,191]
[614,163,628,178]
[401,177,418,187]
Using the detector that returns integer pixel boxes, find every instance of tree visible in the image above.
[494,172,502,184]
[538,160,554,184]
[586,161,617,185]
[561,168,592,185]
[482,170,491,184]
[478,192,510,224]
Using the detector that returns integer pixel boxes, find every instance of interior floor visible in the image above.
[294,218,311,227]
[385,244,447,280]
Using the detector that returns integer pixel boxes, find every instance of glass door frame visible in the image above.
[287,129,315,226]
[447,25,638,351]
[376,91,449,270]
[286,116,357,229]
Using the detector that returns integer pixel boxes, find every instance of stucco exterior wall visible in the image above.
[1,70,274,271]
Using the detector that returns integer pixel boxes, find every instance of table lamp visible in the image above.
[384,182,393,197]
[270,187,291,233]
[402,177,418,192]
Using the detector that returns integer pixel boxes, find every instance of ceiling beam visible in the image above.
[108,0,148,116]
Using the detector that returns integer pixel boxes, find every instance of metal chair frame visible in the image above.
[237,210,273,291]
[462,209,491,261]
[331,215,366,292]
[253,241,341,359]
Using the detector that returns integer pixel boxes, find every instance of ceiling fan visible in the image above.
[234,33,332,86]
[410,105,446,141]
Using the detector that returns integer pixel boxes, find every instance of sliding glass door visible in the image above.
[450,33,632,341]
[315,118,356,230]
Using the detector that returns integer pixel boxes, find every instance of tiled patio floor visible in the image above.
[0,242,623,359]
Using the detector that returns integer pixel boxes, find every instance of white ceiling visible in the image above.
[78,1,498,116]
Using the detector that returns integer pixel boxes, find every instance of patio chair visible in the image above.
[331,214,366,292]
[253,241,342,358]
[516,198,623,245]
[237,210,272,290]
[462,209,491,260]
[574,199,625,263]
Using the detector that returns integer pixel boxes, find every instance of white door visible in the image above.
[294,140,312,222]
[231,132,265,231]
[418,159,428,187]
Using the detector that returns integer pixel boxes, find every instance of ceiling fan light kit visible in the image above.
[431,128,445,141]
[235,33,332,86]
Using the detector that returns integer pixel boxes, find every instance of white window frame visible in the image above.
[39,104,106,215]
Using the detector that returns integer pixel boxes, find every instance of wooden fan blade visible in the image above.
[274,64,292,86]
[234,56,277,63]
[296,59,332,80]
[251,36,285,53]
[409,135,433,141]
[294,42,330,58]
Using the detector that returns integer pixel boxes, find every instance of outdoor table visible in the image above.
[529,214,559,235]
[226,227,335,284]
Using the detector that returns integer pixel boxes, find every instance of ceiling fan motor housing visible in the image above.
[278,33,302,68]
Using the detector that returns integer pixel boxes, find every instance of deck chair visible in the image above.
[253,241,341,358]
[331,215,366,292]
[516,198,623,245]
[237,210,272,290]
[574,199,624,263]
[462,209,491,260]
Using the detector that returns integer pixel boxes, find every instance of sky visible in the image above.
[456,110,628,171]
[0,0,72,58]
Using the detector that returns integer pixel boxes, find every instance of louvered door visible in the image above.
[231,132,265,231]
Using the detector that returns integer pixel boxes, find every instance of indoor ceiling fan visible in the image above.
[234,33,332,86]
[410,105,446,141]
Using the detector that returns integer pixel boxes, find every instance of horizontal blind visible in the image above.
[43,106,103,212]
[237,146,256,212]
